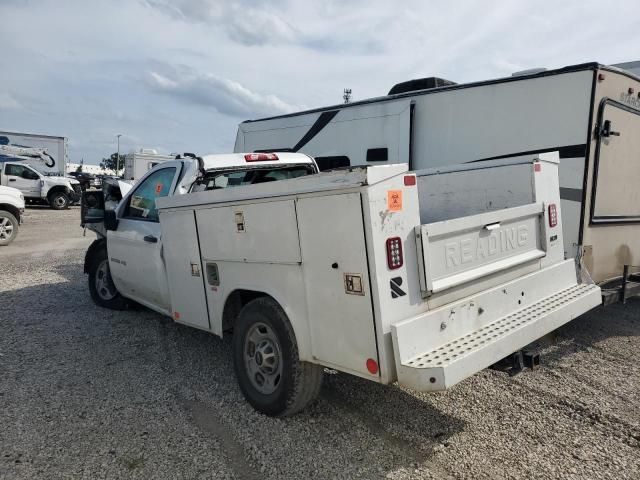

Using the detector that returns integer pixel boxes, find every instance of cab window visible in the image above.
[190,165,314,193]
[125,167,176,222]
[5,164,39,179]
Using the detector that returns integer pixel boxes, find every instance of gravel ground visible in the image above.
[0,208,639,479]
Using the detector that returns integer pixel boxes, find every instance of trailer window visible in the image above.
[190,165,314,193]
[314,156,351,171]
[125,167,176,222]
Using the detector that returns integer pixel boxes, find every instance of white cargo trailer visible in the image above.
[123,149,174,181]
[0,130,68,175]
[234,62,640,290]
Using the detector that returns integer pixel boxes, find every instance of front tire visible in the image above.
[87,247,128,310]
[49,191,70,210]
[233,297,323,416]
[0,210,18,246]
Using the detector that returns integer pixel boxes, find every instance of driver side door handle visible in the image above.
[143,235,158,243]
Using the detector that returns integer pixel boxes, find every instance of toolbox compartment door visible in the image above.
[160,209,211,330]
[418,203,546,294]
[296,192,379,378]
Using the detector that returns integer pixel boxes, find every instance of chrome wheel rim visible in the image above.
[54,196,67,207]
[0,216,14,241]
[244,322,282,395]
[95,259,117,300]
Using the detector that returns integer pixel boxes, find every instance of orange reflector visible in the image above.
[366,358,379,375]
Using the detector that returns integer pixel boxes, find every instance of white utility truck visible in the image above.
[83,151,600,416]
[0,140,81,209]
[0,185,25,245]
[235,62,640,299]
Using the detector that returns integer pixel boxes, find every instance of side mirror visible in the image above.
[104,209,119,231]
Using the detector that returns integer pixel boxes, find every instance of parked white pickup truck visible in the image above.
[0,185,25,245]
[0,161,81,209]
[84,152,601,416]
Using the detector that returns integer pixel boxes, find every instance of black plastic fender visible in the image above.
[84,238,106,274]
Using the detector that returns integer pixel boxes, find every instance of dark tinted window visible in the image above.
[366,148,388,162]
[314,156,351,171]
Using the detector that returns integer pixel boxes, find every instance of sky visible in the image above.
[1,0,638,165]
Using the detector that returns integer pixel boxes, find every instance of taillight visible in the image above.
[244,153,279,162]
[548,204,558,227]
[386,237,403,269]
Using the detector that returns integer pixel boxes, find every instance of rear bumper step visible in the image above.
[394,283,601,392]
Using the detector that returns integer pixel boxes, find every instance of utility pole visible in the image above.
[116,134,122,176]
[343,88,352,104]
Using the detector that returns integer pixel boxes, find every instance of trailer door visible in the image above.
[591,100,640,223]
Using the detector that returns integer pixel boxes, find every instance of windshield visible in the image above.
[190,165,315,193]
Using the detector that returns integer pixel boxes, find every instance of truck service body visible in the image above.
[234,62,640,291]
[84,152,600,415]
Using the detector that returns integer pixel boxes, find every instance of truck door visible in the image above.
[3,164,41,197]
[107,164,181,313]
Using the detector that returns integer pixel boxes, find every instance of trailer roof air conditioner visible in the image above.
[388,77,457,95]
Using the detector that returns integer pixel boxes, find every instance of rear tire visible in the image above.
[49,191,70,210]
[233,297,323,416]
[0,210,18,246]
[87,247,128,310]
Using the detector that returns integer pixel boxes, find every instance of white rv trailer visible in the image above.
[123,149,174,181]
[234,62,640,287]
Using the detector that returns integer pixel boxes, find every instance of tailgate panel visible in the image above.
[418,203,545,294]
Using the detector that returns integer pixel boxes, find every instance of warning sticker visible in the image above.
[387,190,403,211]
[155,183,163,195]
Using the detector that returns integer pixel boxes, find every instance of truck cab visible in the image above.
[83,152,319,311]
[0,161,81,209]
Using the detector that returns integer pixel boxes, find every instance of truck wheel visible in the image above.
[50,192,70,210]
[233,297,323,416]
[0,210,18,246]
[88,247,128,310]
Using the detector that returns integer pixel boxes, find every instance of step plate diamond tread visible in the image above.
[405,283,599,369]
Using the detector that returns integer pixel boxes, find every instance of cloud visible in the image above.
[145,70,298,117]
[0,93,22,110]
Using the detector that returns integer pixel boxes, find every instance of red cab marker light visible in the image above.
[534,163,541,172]
[366,358,379,375]
[174,311,181,320]
[548,204,558,228]
[404,175,416,186]
[244,153,279,162]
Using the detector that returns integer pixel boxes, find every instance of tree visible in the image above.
[100,153,125,173]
